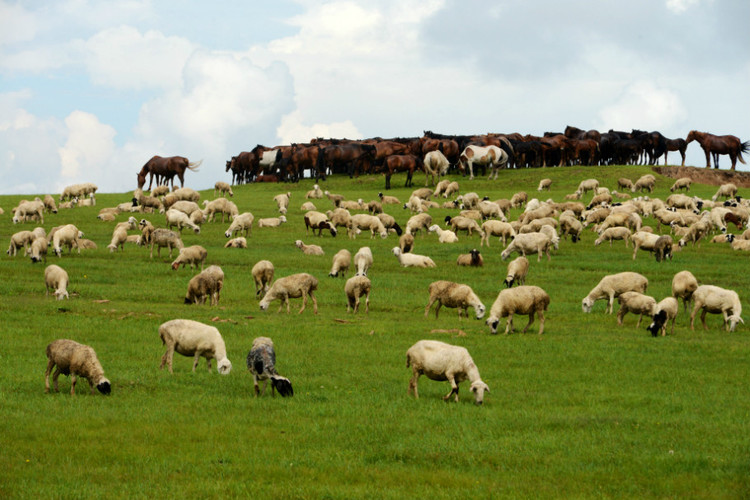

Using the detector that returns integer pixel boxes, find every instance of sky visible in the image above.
[1,0,749,195]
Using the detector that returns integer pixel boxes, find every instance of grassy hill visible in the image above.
[1,165,748,498]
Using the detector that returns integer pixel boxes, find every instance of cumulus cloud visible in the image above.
[666,0,702,13]
[58,110,116,181]
[0,1,39,46]
[597,80,688,132]
[277,111,362,144]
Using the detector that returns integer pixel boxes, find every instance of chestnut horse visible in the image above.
[382,154,422,190]
[137,156,202,190]
[687,130,749,170]
[663,137,687,166]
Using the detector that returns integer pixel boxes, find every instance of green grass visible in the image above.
[1,166,749,499]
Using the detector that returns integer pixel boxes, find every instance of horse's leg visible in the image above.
[703,147,711,168]
[680,149,686,167]
[730,152,737,171]
[147,172,154,191]
[385,174,391,190]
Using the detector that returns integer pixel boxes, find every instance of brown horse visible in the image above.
[290,143,324,181]
[663,137,687,166]
[382,154,422,189]
[137,156,202,190]
[686,130,749,170]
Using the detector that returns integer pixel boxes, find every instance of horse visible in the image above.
[663,137,687,166]
[421,137,460,165]
[458,145,508,180]
[686,130,749,170]
[137,156,202,190]
[423,149,450,186]
[290,143,324,182]
[320,143,376,177]
[382,154,422,190]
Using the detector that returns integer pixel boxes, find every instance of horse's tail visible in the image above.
[738,141,750,165]
[187,159,202,171]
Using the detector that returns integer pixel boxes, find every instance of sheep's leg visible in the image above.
[310,291,318,314]
[424,297,437,318]
[70,374,77,395]
[636,313,644,328]
[353,294,360,314]
[192,352,202,372]
[408,371,420,398]
[434,301,443,319]
[690,304,700,330]
[523,312,536,333]
[253,376,260,397]
[52,367,62,392]
[44,360,55,393]
[442,376,459,402]
[89,379,96,395]
[538,310,545,335]
[616,307,626,325]
[700,310,709,330]
[298,291,308,314]
[607,294,615,314]
[160,346,175,373]
[364,293,369,314]
[505,313,514,334]
[206,358,212,372]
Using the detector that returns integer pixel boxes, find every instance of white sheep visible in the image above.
[295,240,324,255]
[670,177,692,192]
[252,260,275,298]
[480,220,515,246]
[345,275,371,314]
[44,264,70,300]
[348,214,388,239]
[378,192,400,204]
[616,291,658,327]
[172,187,200,202]
[504,256,529,288]
[485,285,550,335]
[45,339,111,395]
[329,249,351,278]
[424,280,485,320]
[353,246,374,276]
[711,183,738,201]
[184,269,222,306]
[165,208,201,234]
[52,224,82,256]
[582,272,648,314]
[442,181,460,199]
[214,181,233,197]
[391,247,436,268]
[576,178,599,195]
[257,215,287,228]
[150,228,184,259]
[446,215,482,237]
[405,213,432,236]
[12,199,45,224]
[305,184,323,199]
[305,211,337,236]
[647,297,679,336]
[631,231,662,260]
[399,233,415,253]
[456,249,484,267]
[300,201,317,211]
[224,237,247,249]
[406,340,490,405]
[246,337,293,397]
[171,245,207,271]
[500,232,552,262]
[690,285,744,332]
[7,230,35,256]
[203,197,238,222]
[428,224,459,243]
[537,178,552,191]
[106,217,138,252]
[259,273,319,314]
[27,236,48,263]
[273,192,291,213]
[158,319,232,374]
[594,227,632,247]
[224,212,254,238]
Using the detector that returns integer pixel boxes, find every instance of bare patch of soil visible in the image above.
[653,166,750,188]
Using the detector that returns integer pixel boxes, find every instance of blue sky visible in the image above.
[1,0,749,195]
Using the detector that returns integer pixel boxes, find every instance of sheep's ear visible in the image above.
[484,384,490,393]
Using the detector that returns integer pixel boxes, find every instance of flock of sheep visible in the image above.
[5,171,748,404]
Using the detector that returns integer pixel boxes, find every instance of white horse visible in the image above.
[423,150,450,186]
[458,145,508,180]
[259,149,283,174]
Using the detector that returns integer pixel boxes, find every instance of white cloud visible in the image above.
[58,110,116,180]
[0,1,39,45]
[597,80,688,132]
[666,0,701,13]
[276,111,362,144]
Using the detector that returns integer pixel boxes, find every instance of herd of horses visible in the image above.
[136,127,749,191]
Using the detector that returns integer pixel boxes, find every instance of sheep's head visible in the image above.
[97,379,112,395]
[486,316,500,335]
[470,380,489,405]
[217,358,232,375]
[727,315,744,332]
[379,230,388,239]
[474,303,486,320]
[54,289,69,301]
[391,247,401,257]
[582,297,594,313]
[647,310,667,337]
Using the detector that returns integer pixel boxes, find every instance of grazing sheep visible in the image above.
[617,178,634,190]
[43,194,58,214]
[214,181,233,197]
[165,208,201,234]
[631,174,656,193]
[442,181,460,198]
[12,199,45,224]
[587,192,613,209]
[305,184,323,199]
[107,217,138,252]
[184,270,222,306]
[537,178,552,191]
[273,192,292,213]
[224,237,247,248]
[672,270,699,313]
[485,285,550,335]
[631,231,662,260]
[670,177,692,192]
[424,281,485,320]
[325,190,345,206]
[480,220,515,246]
[150,228,184,259]
[404,195,424,214]
[577,179,600,195]
[582,272,648,314]
[500,232,552,262]
[410,187,433,200]
[7,230,35,256]
[353,246,374,276]
[345,275,371,314]
[44,264,70,300]
[399,233,415,253]
[52,224,83,256]
[446,216,482,237]
[258,215,287,228]
[677,220,710,248]
[203,197,238,222]
[158,319,232,374]
[647,297,679,336]
[509,191,527,208]
[133,189,162,212]
[246,337,293,397]
[295,240,324,255]
[405,213,432,236]
[711,183,738,201]
[348,213,388,239]
[27,236,48,263]
[654,235,675,262]
[559,214,583,243]
[170,200,202,216]
[329,249,351,278]
[504,256,529,287]
[406,340,489,405]
[456,248,484,267]
[151,185,170,197]
[392,247,436,268]
[305,211,338,236]
[666,193,697,211]
[690,285,744,332]
[428,224,459,243]
[259,273,319,314]
[594,227,632,247]
[171,245,207,271]
[172,187,201,202]
[377,213,402,236]
[224,212,254,238]
[252,260,274,298]
[45,339,111,395]
[433,179,450,197]
[616,291,658,327]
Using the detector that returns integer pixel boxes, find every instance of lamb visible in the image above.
[52,224,83,256]
[107,217,138,252]
[367,200,383,214]
[433,179,450,197]
[77,193,96,207]
[405,213,432,236]
[587,192,613,209]
[731,239,750,252]
[44,264,70,300]
[295,240,324,255]
[345,275,371,314]
[329,249,351,278]
[42,194,58,213]
[305,184,323,199]
[616,291,658,327]
[428,224,459,243]
[45,339,111,395]
[653,235,674,262]
[27,236,49,263]
[559,214,583,243]
[252,260,274,298]
[214,181,233,197]
[711,183,738,201]
[339,198,364,211]
[406,340,490,405]
[404,195,424,214]
[133,189,162,212]
[246,337,293,397]
[670,177,692,192]
[581,272,648,314]
[273,191,291,214]
[424,281,485,320]
[224,237,247,249]
[456,248,484,267]
[7,230,36,256]
[399,233,415,253]
[480,220,515,246]
[485,285,550,335]
[158,319,232,374]
[500,232,552,262]
[150,228,184,259]
[326,208,351,231]
[690,285,743,332]
[647,297,679,336]
[184,269,223,306]
[224,212,254,238]
[672,270,699,313]
[392,247,436,268]
[151,185,170,197]
[504,256,529,288]
[594,227,632,247]
[458,192,480,209]
[165,208,201,234]
[348,214,388,239]
[537,178,552,191]
[257,215,287,228]
[353,246,374,276]
[259,273,319,314]
[171,245,207,271]
[442,181,460,198]
[509,191,527,208]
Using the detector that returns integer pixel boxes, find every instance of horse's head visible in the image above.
[686,130,699,143]
[136,172,146,189]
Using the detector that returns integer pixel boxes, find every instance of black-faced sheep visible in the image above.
[456,248,483,267]
[406,340,489,405]
[485,285,550,335]
[247,337,293,397]
[345,275,371,314]
[259,273,319,314]
[582,272,648,314]
[329,249,351,278]
[424,281,485,320]
[504,256,529,288]
[647,297,679,336]
[159,319,232,374]
[45,339,111,395]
